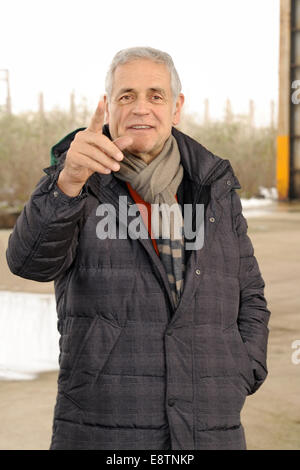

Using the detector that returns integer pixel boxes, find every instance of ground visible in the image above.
[0,202,299,450]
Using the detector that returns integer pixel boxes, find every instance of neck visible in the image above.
[126,136,172,165]
[135,152,159,165]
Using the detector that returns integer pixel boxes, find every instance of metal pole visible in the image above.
[289,0,300,198]
[277,0,291,200]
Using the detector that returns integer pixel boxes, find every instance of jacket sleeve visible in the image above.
[6,163,89,282]
[231,189,271,395]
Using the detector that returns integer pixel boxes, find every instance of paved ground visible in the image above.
[0,201,300,450]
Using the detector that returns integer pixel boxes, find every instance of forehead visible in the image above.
[112,59,172,94]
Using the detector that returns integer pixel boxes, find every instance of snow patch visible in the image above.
[0,291,59,381]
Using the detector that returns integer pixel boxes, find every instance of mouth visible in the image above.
[127,125,155,131]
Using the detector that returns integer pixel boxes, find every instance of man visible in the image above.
[6,47,271,450]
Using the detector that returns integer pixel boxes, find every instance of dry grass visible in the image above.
[0,108,276,207]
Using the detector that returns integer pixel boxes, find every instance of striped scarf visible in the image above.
[114,135,184,307]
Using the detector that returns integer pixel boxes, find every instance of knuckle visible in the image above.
[66,148,75,160]
[75,130,85,140]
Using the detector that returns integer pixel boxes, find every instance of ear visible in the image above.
[103,94,110,124]
[172,93,185,126]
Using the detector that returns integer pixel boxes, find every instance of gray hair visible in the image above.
[105,46,182,103]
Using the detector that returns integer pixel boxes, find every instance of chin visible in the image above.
[127,144,152,157]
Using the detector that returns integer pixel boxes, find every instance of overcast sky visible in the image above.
[0,0,280,125]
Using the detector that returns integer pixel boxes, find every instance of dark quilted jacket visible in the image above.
[6,126,271,450]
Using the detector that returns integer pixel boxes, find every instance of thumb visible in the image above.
[113,135,133,152]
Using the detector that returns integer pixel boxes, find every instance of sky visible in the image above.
[0,0,280,125]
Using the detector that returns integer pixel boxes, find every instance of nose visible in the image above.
[132,97,150,116]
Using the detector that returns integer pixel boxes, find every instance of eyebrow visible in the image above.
[116,87,167,97]
[117,88,135,96]
[149,87,167,97]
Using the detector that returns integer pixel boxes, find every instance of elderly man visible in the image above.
[6,47,270,450]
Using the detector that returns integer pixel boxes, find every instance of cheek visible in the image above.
[159,109,174,126]
[116,111,128,129]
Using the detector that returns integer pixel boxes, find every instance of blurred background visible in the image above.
[0,0,299,450]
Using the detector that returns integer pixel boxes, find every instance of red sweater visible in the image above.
[126,182,179,257]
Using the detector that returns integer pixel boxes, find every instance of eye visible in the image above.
[152,95,163,101]
[119,94,134,102]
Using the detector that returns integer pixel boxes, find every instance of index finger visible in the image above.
[88,100,105,133]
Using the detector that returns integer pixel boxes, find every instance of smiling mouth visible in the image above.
[128,125,154,130]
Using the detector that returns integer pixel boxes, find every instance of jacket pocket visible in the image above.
[64,314,123,398]
[222,325,255,395]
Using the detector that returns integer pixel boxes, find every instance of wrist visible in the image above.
[57,169,84,197]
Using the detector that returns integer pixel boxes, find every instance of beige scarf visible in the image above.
[114,134,185,306]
